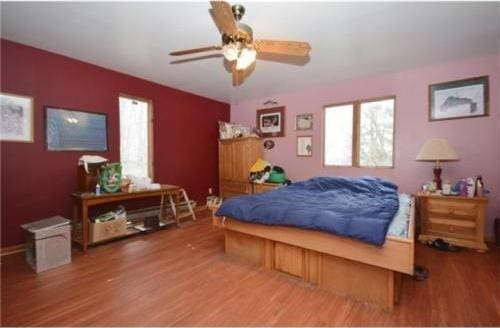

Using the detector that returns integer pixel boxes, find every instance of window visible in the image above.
[324,97,395,167]
[324,104,354,166]
[119,95,153,178]
[359,98,395,167]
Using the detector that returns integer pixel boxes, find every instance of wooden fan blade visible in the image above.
[170,54,224,64]
[170,46,221,56]
[257,52,310,66]
[254,39,311,57]
[210,1,238,36]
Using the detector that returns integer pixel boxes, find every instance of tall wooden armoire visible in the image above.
[219,137,262,198]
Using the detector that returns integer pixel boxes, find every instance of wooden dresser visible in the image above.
[252,182,282,194]
[417,193,488,252]
[219,137,262,199]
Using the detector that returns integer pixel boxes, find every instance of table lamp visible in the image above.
[416,138,459,190]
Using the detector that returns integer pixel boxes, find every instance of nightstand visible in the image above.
[416,193,488,252]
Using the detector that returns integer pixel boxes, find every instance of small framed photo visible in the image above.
[0,92,34,143]
[257,106,285,138]
[297,136,312,157]
[296,113,313,130]
[263,139,275,150]
[429,76,489,121]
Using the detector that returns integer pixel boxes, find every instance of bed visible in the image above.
[212,177,415,311]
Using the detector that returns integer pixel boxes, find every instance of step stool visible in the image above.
[168,189,197,223]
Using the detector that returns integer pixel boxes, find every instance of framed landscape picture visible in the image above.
[0,92,34,142]
[256,106,285,138]
[45,106,108,151]
[297,136,312,157]
[296,113,313,130]
[429,76,489,121]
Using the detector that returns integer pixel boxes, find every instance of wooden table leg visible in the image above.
[159,194,165,222]
[174,191,180,227]
[168,194,176,221]
[181,189,196,222]
[82,201,89,253]
[72,202,79,247]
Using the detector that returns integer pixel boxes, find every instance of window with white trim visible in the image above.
[119,95,152,178]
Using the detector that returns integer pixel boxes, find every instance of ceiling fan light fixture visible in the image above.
[236,46,256,70]
[222,43,239,61]
[170,1,311,86]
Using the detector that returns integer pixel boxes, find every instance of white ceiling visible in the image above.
[1,2,499,104]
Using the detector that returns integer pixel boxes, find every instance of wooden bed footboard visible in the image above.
[211,198,415,311]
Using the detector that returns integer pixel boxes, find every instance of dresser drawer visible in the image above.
[252,183,281,194]
[427,217,476,240]
[221,190,248,199]
[427,198,478,220]
[221,180,251,194]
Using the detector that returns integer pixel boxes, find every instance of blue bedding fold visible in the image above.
[215,176,399,246]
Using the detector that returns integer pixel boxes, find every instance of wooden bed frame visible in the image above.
[211,198,415,311]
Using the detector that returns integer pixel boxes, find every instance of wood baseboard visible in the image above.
[1,244,24,256]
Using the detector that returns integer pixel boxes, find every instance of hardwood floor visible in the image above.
[2,210,499,326]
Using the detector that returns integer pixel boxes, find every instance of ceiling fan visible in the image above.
[170,1,311,86]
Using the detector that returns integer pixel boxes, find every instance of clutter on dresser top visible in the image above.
[218,121,260,139]
[77,155,160,195]
[421,174,487,197]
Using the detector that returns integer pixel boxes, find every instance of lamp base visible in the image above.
[433,167,442,190]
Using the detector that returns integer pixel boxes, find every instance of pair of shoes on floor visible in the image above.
[426,238,461,252]
[413,265,429,281]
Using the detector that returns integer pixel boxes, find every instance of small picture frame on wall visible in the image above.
[429,76,489,121]
[297,136,312,157]
[257,106,285,138]
[296,113,313,130]
[0,92,34,143]
[263,139,275,150]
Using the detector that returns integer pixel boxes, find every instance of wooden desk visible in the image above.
[72,184,182,253]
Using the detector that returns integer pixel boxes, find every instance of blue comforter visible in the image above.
[216,176,399,246]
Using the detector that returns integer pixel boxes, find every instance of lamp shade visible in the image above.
[416,138,459,161]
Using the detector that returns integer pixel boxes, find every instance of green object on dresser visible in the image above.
[267,169,287,184]
[100,162,122,193]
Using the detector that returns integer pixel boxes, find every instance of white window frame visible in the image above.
[119,94,154,179]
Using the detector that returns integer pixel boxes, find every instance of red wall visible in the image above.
[0,39,230,247]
